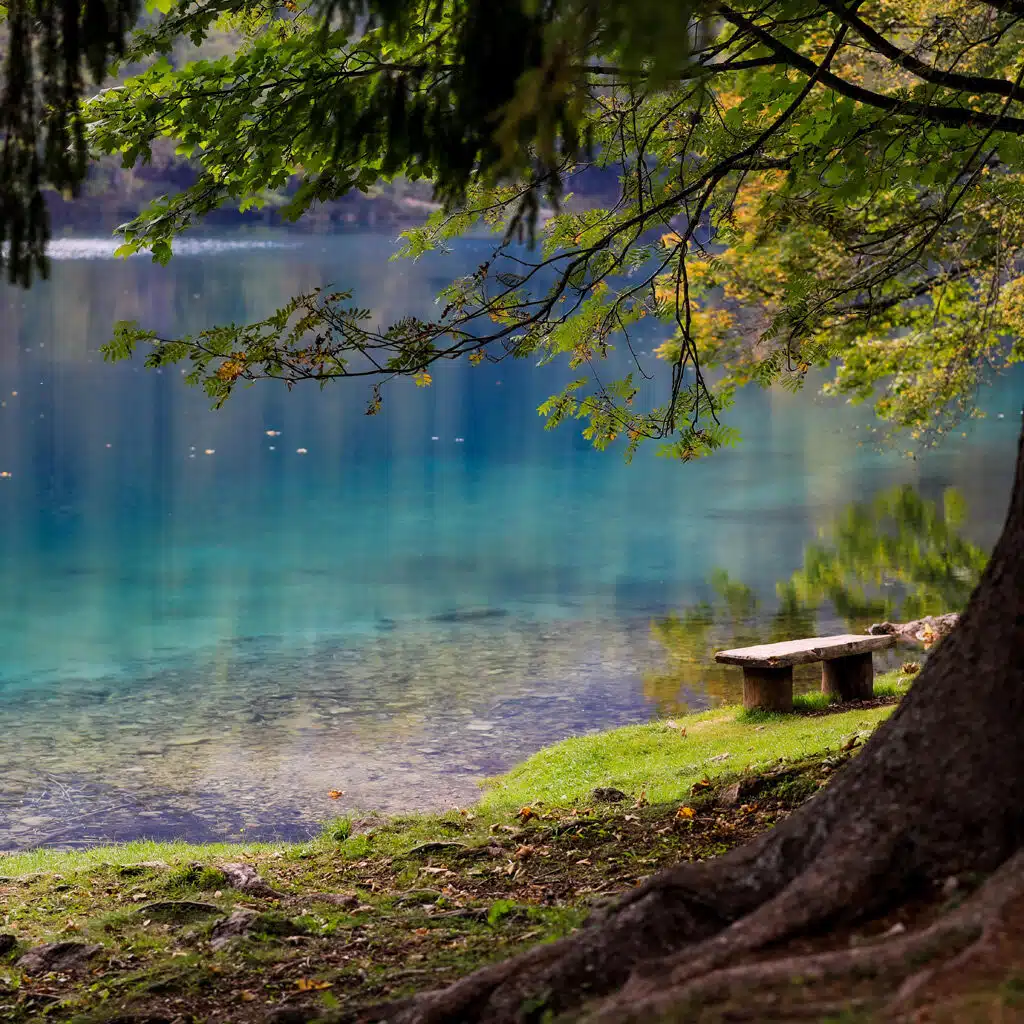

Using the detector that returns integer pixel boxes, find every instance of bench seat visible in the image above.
[714,634,895,711]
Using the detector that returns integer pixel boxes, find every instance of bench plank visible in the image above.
[715,633,894,668]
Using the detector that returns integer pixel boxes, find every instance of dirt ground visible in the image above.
[2,749,1022,1023]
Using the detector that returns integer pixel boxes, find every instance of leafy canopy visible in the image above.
[22,0,1024,454]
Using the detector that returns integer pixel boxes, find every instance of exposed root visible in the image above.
[597,850,1024,1023]
[383,831,1024,1024]
[884,848,1024,1018]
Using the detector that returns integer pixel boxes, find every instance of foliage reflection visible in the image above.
[646,486,988,715]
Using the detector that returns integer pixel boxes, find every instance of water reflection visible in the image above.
[645,486,988,715]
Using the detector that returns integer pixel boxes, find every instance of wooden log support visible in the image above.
[742,666,794,712]
[821,652,875,702]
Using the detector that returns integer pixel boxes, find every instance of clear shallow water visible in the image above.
[0,233,1021,849]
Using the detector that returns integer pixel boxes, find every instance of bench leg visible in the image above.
[821,652,874,702]
[742,666,793,711]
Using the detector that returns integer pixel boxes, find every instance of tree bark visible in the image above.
[383,417,1024,1024]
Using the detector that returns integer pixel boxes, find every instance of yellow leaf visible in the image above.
[517,806,537,822]
[328,790,344,799]
[675,806,696,820]
[414,371,433,387]
[296,978,333,991]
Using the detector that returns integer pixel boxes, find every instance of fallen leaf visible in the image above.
[517,806,538,822]
[675,806,696,820]
[690,777,712,795]
[328,790,344,799]
[575,858,591,866]
[634,789,648,809]
[296,978,332,991]
[514,845,535,860]
[240,991,257,1002]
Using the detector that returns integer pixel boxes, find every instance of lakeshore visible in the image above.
[1,687,905,1022]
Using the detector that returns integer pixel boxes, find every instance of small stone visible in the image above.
[290,892,358,909]
[942,875,960,896]
[210,909,259,951]
[0,933,16,956]
[465,720,495,731]
[718,782,743,807]
[17,940,102,973]
[219,862,280,896]
[591,787,628,803]
[885,922,907,936]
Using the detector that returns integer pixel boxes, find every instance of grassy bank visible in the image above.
[0,686,908,1023]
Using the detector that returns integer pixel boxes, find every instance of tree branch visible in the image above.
[718,3,1024,136]
[820,0,1024,101]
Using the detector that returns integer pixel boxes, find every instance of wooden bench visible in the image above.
[714,634,896,711]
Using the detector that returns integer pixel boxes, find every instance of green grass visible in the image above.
[0,838,285,878]
[479,699,896,811]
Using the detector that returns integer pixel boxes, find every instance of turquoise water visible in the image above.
[0,233,1021,848]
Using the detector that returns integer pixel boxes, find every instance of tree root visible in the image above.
[594,850,1024,1023]
[378,830,1024,1024]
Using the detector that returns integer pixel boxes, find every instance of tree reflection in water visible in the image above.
[646,486,989,715]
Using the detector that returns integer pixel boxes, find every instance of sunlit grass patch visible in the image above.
[0,838,283,879]
[478,701,896,811]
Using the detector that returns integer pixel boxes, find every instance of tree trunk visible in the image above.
[384,418,1024,1024]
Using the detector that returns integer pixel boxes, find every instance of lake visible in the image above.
[1,232,1021,849]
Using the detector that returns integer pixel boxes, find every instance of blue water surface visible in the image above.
[0,233,1020,848]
